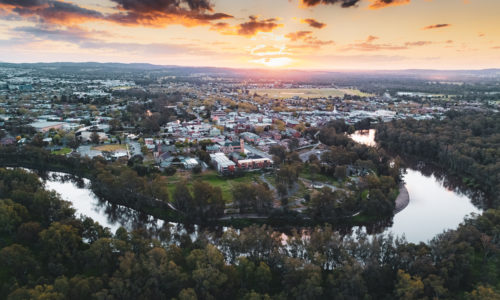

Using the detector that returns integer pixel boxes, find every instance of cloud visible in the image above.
[251,45,288,56]
[8,24,224,58]
[0,0,233,28]
[12,25,102,43]
[404,41,432,46]
[422,23,451,30]
[236,16,282,36]
[300,0,361,8]
[286,31,334,49]
[285,30,312,41]
[0,0,103,25]
[342,35,432,51]
[368,0,411,10]
[107,0,233,27]
[301,18,326,29]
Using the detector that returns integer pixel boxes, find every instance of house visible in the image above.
[210,152,236,174]
[220,139,244,154]
[77,131,109,143]
[182,158,199,169]
[240,132,260,143]
[0,137,16,145]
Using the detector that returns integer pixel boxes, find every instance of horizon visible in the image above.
[0,0,499,70]
[1,61,499,73]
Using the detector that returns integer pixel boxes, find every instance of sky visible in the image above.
[0,0,499,70]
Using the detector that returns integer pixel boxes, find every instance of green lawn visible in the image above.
[52,148,72,155]
[165,170,262,203]
[300,165,339,186]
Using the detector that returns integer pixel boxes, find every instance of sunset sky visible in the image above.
[0,0,499,70]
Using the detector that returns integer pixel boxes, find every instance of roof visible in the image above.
[29,121,65,129]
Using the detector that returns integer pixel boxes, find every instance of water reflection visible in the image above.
[35,147,484,245]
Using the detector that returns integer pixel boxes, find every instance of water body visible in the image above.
[384,169,481,243]
[43,174,166,234]
[350,130,482,243]
[37,131,483,243]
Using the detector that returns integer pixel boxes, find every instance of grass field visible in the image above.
[166,170,262,203]
[91,144,127,152]
[52,148,72,155]
[250,88,373,99]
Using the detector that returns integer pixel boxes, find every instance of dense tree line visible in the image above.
[0,146,224,223]
[376,111,500,206]
[0,168,499,299]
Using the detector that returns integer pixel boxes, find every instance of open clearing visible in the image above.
[251,88,373,99]
[166,170,262,203]
[91,144,127,152]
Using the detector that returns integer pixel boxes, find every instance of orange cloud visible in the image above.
[301,18,326,29]
[236,16,283,37]
[0,0,233,28]
[422,23,451,30]
[286,31,334,49]
[342,35,432,51]
[0,0,103,25]
[369,0,411,10]
[285,31,313,41]
[300,0,360,8]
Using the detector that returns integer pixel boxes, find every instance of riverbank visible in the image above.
[394,183,409,214]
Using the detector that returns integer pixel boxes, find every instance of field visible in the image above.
[165,170,263,203]
[52,148,72,155]
[91,144,127,152]
[250,88,373,99]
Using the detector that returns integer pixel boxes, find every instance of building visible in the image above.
[182,158,199,169]
[221,139,244,154]
[29,121,65,133]
[231,153,273,170]
[210,152,236,174]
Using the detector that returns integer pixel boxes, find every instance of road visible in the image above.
[300,177,337,191]
[245,144,272,159]
[299,144,324,162]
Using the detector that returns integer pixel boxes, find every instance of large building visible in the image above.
[230,153,273,170]
[29,121,65,133]
[210,152,236,174]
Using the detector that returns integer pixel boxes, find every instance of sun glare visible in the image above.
[251,57,293,68]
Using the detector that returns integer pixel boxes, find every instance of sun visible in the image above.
[251,57,293,68]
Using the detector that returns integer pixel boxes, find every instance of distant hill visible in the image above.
[0,62,499,81]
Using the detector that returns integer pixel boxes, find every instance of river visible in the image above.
[36,131,483,243]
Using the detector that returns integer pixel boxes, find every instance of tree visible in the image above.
[90,131,100,144]
[466,285,500,300]
[269,145,287,163]
[288,138,299,151]
[39,222,84,276]
[309,163,320,183]
[334,165,347,180]
[192,165,202,174]
[173,181,193,212]
[395,270,425,300]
